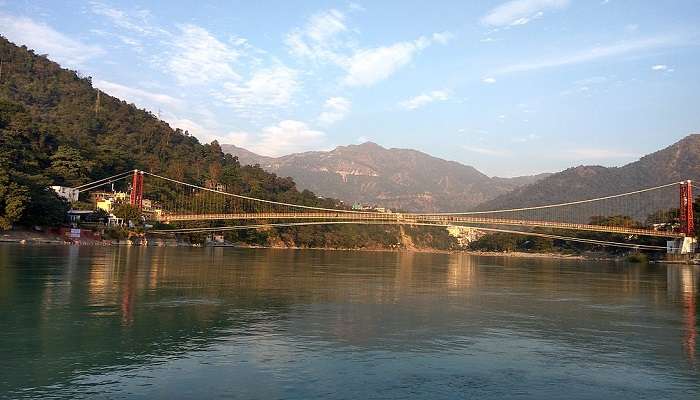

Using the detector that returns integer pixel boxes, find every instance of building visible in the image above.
[50,186,79,202]
[447,226,485,247]
[66,210,108,224]
[92,191,129,213]
[667,237,697,254]
[205,180,227,192]
[67,210,94,223]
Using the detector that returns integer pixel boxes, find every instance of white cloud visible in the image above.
[166,24,241,85]
[164,116,224,143]
[431,31,454,45]
[317,97,351,126]
[399,90,450,110]
[230,120,327,157]
[227,131,250,146]
[285,9,348,64]
[481,0,570,27]
[216,65,299,113]
[306,9,347,43]
[651,64,674,72]
[0,13,104,67]
[287,10,447,87]
[93,79,183,109]
[341,37,431,87]
[482,77,497,84]
[89,1,162,36]
[492,35,680,76]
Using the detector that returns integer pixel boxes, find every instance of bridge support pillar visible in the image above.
[130,170,144,209]
[667,237,697,254]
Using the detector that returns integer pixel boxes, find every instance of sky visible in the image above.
[1,0,699,177]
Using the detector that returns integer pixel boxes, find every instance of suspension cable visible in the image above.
[143,170,682,216]
[141,171,363,213]
[72,170,136,190]
[424,182,680,215]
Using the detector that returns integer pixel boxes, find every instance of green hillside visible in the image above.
[0,36,454,249]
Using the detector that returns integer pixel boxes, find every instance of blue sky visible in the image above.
[1,0,699,176]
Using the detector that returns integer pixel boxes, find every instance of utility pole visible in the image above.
[0,59,4,82]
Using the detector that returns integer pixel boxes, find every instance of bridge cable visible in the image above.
[142,170,681,217]
[72,170,136,191]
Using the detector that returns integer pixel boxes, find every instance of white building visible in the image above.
[447,226,485,247]
[51,186,79,202]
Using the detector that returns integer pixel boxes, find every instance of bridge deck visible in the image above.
[154,212,682,238]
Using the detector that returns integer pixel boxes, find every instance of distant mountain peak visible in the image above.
[355,141,383,148]
[221,142,550,212]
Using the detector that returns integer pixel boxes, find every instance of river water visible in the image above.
[0,244,698,399]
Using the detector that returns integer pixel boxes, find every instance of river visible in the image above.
[0,244,698,399]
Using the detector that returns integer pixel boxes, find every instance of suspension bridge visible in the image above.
[64,169,698,252]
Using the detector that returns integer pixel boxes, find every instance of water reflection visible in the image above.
[668,265,698,364]
[0,245,698,399]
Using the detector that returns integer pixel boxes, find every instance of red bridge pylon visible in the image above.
[680,180,694,236]
[130,169,144,209]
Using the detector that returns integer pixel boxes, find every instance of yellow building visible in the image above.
[93,191,129,213]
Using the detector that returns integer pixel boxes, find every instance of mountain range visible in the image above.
[222,142,550,212]
[225,134,699,213]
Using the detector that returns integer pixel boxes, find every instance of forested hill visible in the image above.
[0,36,454,249]
[0,36,333,225]
[477,134,700,210]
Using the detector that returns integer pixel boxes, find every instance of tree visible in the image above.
[209,161,222,183]
[112,203,142,225]
[20,183,69,227]
[0,170,30,230]
[48,145,93,186]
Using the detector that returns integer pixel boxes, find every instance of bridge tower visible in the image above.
[129,170,144,209]
[670,180,697,254]
[680,180,694,236]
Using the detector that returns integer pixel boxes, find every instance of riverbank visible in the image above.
[1,230,67,245]
[2,229,686,263]
[1,230,629,262]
